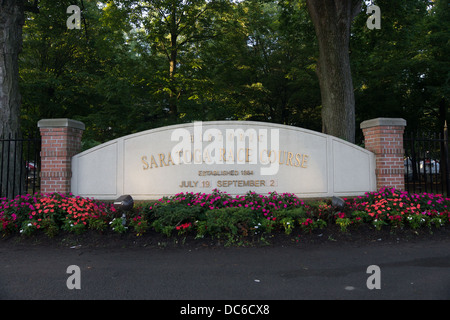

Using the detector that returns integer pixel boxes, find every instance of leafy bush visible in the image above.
[149,202,205,237]
[1,187,449,242]
[129,215,149,236]
[200,206,260,239]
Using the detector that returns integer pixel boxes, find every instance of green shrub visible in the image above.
[2,188,450,242]
[149,203,205,237]
[199,207,259,241]
[129,215,149,236]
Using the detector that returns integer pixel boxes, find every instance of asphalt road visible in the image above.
[1,238,449,302]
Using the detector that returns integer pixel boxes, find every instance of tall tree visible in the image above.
[0,0,24,138]
[350,0,447,136]
[421,0,449,133]
[119,0,230,121]
[19,0,153,144]
[0,0,26,198]
[305,0,362,143]
[198,0,321,128]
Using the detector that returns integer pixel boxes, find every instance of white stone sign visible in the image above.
[71,121,376,200]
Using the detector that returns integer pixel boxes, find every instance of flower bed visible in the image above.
[0,193,116,237]
[1,187,450,243]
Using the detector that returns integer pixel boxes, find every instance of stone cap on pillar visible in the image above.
[360,118,406,130]
[38,118,85,130]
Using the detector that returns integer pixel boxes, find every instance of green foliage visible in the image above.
[15,0,449,148]
[149,202,205,237]
[129,215,149,236]
[88,216,108,232]
[335,217,352,233]
[110,217,128,234]
[2,189,450,245]
[19,0,323,139]
[201,206,259,240]
[299,217,326,233]
[63,218,87,235]
[352,0,449,139]
[372,218,388,231]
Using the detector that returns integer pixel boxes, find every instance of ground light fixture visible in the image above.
[113,195,134,225]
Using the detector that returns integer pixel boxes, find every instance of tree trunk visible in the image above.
[306,0,361,143]
[0,0,25,198]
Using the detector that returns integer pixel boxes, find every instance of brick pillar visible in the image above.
[360,118,407,191]
[38,119,85,194]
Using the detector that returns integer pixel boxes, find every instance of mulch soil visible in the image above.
[2,224,450,250]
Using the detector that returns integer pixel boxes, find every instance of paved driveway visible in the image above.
[1,239,449,302]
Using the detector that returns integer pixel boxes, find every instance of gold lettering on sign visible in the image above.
[179,181,199,188]
[203,149,212,163]
[245,148,252,163]
[268,150,276,163]
[161,153,174,167]
[294,153,302,167]
[142,156,149,170]
[194,148,202,163]
[184,150,192,163]
[278,150,285,165]
[216,180,267,188]
[158,153,166,167]
[167,152,175,166]
[141,149,310,170]
[227,149,234,163]
[286,152,294,166]
[220,148,226,162]
[150,155,158,168]
[237,148,245,163]
[301,154,309,168]
[259,149,268,164]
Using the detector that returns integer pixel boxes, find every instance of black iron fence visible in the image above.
[0,133,41,199]
[404,126,450,195]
